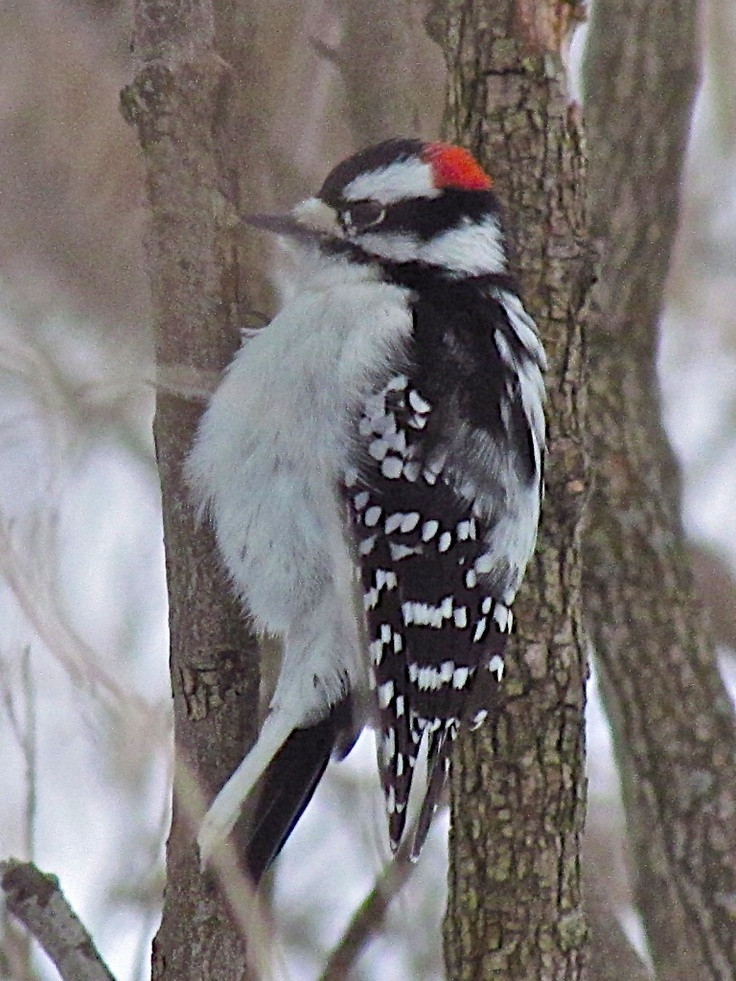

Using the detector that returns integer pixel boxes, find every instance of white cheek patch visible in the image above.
[358,231,420,263]
[359,215,507,275]
[344,158,440,205]
[418,215,506,275]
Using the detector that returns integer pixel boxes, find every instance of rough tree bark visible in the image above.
[426,2,590,978]
[1,861,115,981]
[123,0,266,977]
[583,0,736,978]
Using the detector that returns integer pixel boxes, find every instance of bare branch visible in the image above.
[0,646,38,860]
[308,36,345,70]
[0,508,161,735]
[1,860,116,981]
[318,822,419,981]
[171,759,288,981]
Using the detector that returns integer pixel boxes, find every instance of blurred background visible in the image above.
[0,1,734,978]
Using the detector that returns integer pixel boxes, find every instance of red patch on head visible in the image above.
[422,143,493,191]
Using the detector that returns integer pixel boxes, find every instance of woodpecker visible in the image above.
[187,138,546,881]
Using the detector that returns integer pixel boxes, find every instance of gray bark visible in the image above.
[426,2,590,977]
[583,0,736,977]
[123,0,264,975]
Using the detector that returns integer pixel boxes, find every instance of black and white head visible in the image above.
[248,138,508,280]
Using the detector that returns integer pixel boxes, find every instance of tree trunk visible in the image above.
[426,2,590,977]
[123,0,266,976]
[582,0,736,977]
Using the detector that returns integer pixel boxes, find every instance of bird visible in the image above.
[186,138,546,882]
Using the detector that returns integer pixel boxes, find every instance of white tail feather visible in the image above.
[198,713,294,868]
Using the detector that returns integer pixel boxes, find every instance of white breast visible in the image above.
[187,255,413,646]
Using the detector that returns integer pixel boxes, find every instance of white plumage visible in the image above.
[187,253,414,864]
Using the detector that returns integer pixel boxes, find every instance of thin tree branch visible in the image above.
[318,820,419,981]
[1,860,116,981]
[308,35,345,70]
[0,510,158,732]
[171,758,287,981]
[0,646,38,860]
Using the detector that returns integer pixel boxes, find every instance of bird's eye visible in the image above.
[342,200,386,233]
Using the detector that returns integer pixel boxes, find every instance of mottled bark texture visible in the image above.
[123,1,264,977]
[426,2,589,978]
[583,1,736,979]
[1,861,115,981]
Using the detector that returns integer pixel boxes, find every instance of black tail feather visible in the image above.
[245,698,352,883]
[411,728,451,859]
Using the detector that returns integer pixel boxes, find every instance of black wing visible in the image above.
[346,286,543,855]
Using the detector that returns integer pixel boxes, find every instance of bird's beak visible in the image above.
[246,198,341,240]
